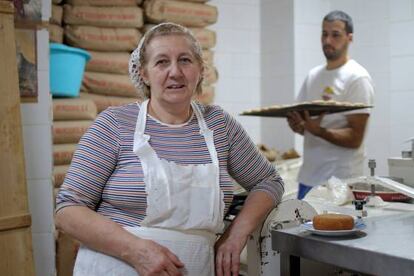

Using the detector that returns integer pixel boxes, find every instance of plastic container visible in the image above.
[49,43,90,97]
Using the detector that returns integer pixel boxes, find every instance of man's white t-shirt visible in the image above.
[297,59,375,187]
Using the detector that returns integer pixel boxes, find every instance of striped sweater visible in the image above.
[56,102,284,227]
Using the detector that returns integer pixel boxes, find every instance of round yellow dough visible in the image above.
[313,214,354,231]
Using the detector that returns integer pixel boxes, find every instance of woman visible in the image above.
[55,22,284,276]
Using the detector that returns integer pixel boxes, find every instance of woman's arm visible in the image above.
[55,109,183,275]
[223,110,284,204]
[215,110,284,276]
[215,191,274,276]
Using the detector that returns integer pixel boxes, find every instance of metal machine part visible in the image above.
[362,159,386,207]
[246,199,317,276]
[347,175,414,204]
[388,137,414,188]
[368,159,376,177]
[402,136,414,158]
[352,199,368,217]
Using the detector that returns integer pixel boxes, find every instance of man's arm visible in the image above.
[303,111,370,148]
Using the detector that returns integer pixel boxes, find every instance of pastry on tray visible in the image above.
[240,100,372,118]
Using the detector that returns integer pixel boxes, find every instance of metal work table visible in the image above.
[271,212,414,276]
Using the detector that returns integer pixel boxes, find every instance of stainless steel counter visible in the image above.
[271,212,414,276]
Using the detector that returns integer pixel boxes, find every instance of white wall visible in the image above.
[329,0,392,176]
[260,0,296,151]
[210,0,262,143]
[291,0,393,174]
[389,0,414,157]
[325,0,414,175]
[291,0,397,175]
[270,0,414,176]
[210,0,298,151]
[211,0,412,177]
[293,0,329,155]
[20,1,55,276]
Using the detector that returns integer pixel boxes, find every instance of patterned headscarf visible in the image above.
[129,22,205,99]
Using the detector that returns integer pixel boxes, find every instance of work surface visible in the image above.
[271,212,414,276]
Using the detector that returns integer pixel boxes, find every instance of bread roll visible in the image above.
[313,214,354,231]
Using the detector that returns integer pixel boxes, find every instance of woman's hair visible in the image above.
[129,22,205,99]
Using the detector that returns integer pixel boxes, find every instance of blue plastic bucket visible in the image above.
[49,43,91,97]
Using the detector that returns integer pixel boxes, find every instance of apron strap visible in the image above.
[133,99,159,172]
[192,101,209,133]
[134,100,220,169]
[191,102,219,167]
[134,99,149,137]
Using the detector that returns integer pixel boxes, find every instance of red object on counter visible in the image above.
[352,190,411,202]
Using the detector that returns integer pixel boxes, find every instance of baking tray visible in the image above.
[240,102,372,118]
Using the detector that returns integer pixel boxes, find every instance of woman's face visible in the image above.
[141,35,202,105]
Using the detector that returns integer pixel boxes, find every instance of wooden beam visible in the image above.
[0,214,32,232]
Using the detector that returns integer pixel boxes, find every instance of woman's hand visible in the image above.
[215,232,248,276]
[214,192,276,276]
[131,239,184,276]
[56,206,184,275]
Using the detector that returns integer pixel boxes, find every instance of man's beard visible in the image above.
[323,44,346,61]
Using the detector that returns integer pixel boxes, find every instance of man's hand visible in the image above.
[287,111,325,136]
[302,111,326,137]
[287,111,305,134]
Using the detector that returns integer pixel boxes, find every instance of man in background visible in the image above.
[287,10,375,200]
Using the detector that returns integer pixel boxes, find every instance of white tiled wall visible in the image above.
[288,0,395,175]
[389,0,414,156]
[260,0,296,151]
[211,0,409,176]
[293,0,329,155]
[209,0,398,176]
[329,0,392,175]
[210,0,262,143]
[19,0,55,275]
[211,0,299,150]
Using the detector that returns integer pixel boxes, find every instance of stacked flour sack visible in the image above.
[52,98,97,276]
[50,0,64,43]
[52,99,97,193]
[142,0,218,104]
[63,0,144,111]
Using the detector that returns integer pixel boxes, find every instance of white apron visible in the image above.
[73,99,225,276]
